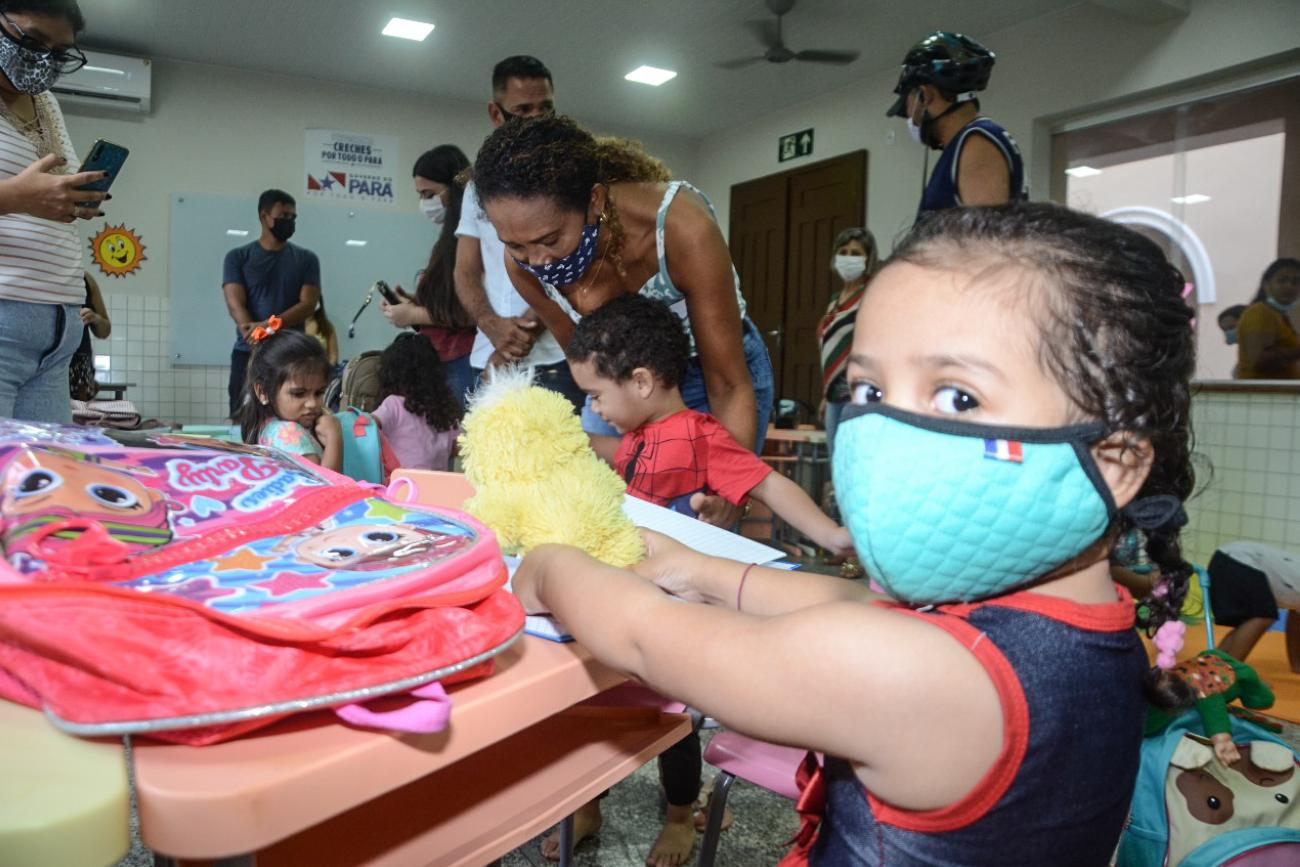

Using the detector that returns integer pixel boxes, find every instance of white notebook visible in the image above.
[506,496,789,641]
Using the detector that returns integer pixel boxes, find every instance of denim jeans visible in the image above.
[443,354,475,411]
[0,299,80,423]
[581,317,775,452]
[470,358,585,413]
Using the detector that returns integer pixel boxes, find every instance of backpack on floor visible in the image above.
[1117,711,1300,866]
[337,351,383,413]
[0,421,521,745]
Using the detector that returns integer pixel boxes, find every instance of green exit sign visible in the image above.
[778,128,814,162]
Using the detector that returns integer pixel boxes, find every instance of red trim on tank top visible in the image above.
[942,584,1136,633]
[864,608,1030,834]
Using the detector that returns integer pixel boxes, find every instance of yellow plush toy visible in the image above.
[459,366,645,567]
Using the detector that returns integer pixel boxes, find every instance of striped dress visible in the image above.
[818,285,865,402]
[0,91,83,306]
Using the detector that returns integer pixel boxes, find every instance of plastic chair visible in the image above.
[697,732,806,867]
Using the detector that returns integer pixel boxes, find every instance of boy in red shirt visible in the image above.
[567,293,852,555]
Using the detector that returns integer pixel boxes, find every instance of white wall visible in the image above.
[692,0,1300,250]
[62,58,699,301]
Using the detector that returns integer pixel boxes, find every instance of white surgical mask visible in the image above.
[834,254,867,282]
[419,197,446,225]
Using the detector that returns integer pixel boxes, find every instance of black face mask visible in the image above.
[269,216,295,243]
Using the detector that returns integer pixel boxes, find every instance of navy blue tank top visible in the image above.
[807,591,1146,866]
[917,117,1027,220]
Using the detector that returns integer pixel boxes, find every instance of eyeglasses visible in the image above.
[0,13,87,75]
[494,101,555,122]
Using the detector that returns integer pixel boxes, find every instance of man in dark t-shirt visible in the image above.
[222,189,322,413]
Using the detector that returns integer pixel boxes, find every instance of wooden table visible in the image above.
[136,636,686,866]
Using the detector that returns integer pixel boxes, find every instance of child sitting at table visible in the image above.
[1209,540,1300,672]
[515,203,1197,863]
[549,293,849,866]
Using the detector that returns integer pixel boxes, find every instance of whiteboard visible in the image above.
[168,193,441,365]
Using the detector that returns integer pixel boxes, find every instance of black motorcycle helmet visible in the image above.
[886,32,995,118]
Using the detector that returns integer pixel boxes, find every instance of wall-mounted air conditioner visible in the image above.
[51,50,151,115]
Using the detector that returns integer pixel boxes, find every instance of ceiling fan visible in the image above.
[715,0,860,70]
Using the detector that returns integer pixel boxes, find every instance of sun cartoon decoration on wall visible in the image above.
[90,223,147,278]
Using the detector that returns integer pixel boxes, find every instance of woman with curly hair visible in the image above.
[373,333,462,471]
[472,115,774,513]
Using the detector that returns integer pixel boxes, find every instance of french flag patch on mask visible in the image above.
[983,439,1024,463]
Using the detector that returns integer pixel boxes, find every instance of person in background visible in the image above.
[886,31,1025,221]
[67,271,108,401]
[237,323,341,472]
[381,144,476,407]
[0,0,111,422]
[1235,257,1300,379]
[454,55,584,408]
[1208,541,1300,674]
[818,227,877,458]
[303,298,338,367]
[373,333,461,472]
[222,188,322,415]
[1216,304,1246,347]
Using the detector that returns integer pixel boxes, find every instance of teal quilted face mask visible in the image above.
[832,403,1116,606]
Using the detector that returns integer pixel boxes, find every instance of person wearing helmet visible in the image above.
[887,31,1026,220]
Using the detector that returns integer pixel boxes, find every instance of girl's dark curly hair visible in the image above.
[893,202,1197,707]
[236,329,331,443]
[413,145,475,331]
[378,333,462,431]
[472,114,671,276]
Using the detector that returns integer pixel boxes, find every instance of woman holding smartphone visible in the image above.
[0,0,112,422]
[381,145,477,408]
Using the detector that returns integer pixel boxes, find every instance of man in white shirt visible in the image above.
[1209,540,1300,672]
[455,55,583,409]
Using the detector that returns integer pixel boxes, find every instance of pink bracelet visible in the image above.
[736,563,757,612]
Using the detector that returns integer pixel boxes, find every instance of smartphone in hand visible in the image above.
[76,139,129,207]
[375,280,401,305]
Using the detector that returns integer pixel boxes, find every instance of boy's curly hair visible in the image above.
[566,294,689,388]
[378,334,463,431]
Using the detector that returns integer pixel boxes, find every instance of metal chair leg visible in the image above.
[696,770,736,867]
[558,812,575,867]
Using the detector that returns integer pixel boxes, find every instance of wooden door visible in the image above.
[728,173,788,383]
[729,151,867,414]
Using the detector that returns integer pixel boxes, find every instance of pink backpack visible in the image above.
[0,421,521,744]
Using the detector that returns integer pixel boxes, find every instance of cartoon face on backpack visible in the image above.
[286,521,471,571]
[0,447,174,557]
[1166,735,1300,862]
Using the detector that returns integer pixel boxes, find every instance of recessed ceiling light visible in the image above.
[1064,165,1102,178]
[225,229,249,237]
[1171,194,1211,205]
[625,65,677,86]
[382,17,435,41]
[346,239,368,247]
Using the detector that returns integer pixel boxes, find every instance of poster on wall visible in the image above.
[304,129,398,205]
[90,223,147,278]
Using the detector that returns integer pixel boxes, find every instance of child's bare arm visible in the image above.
[751,471,853,555]
[588,434,620,466]
[315,414,344,473]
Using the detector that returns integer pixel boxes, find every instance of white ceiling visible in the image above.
[81,0,1083,139]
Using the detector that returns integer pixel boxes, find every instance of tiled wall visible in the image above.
[96,293,231,426]
[1182,387,1300,567]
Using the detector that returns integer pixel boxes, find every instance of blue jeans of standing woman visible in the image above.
[581,317,775,452]
[0,299,81,423]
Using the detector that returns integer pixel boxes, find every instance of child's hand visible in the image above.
[824,526,856,558]
[314,413,341,447]
[632,529,711,602]
[689,493,743,528]
[1211,732,1241,765]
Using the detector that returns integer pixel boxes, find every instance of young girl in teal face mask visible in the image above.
[513,203,1196,864]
